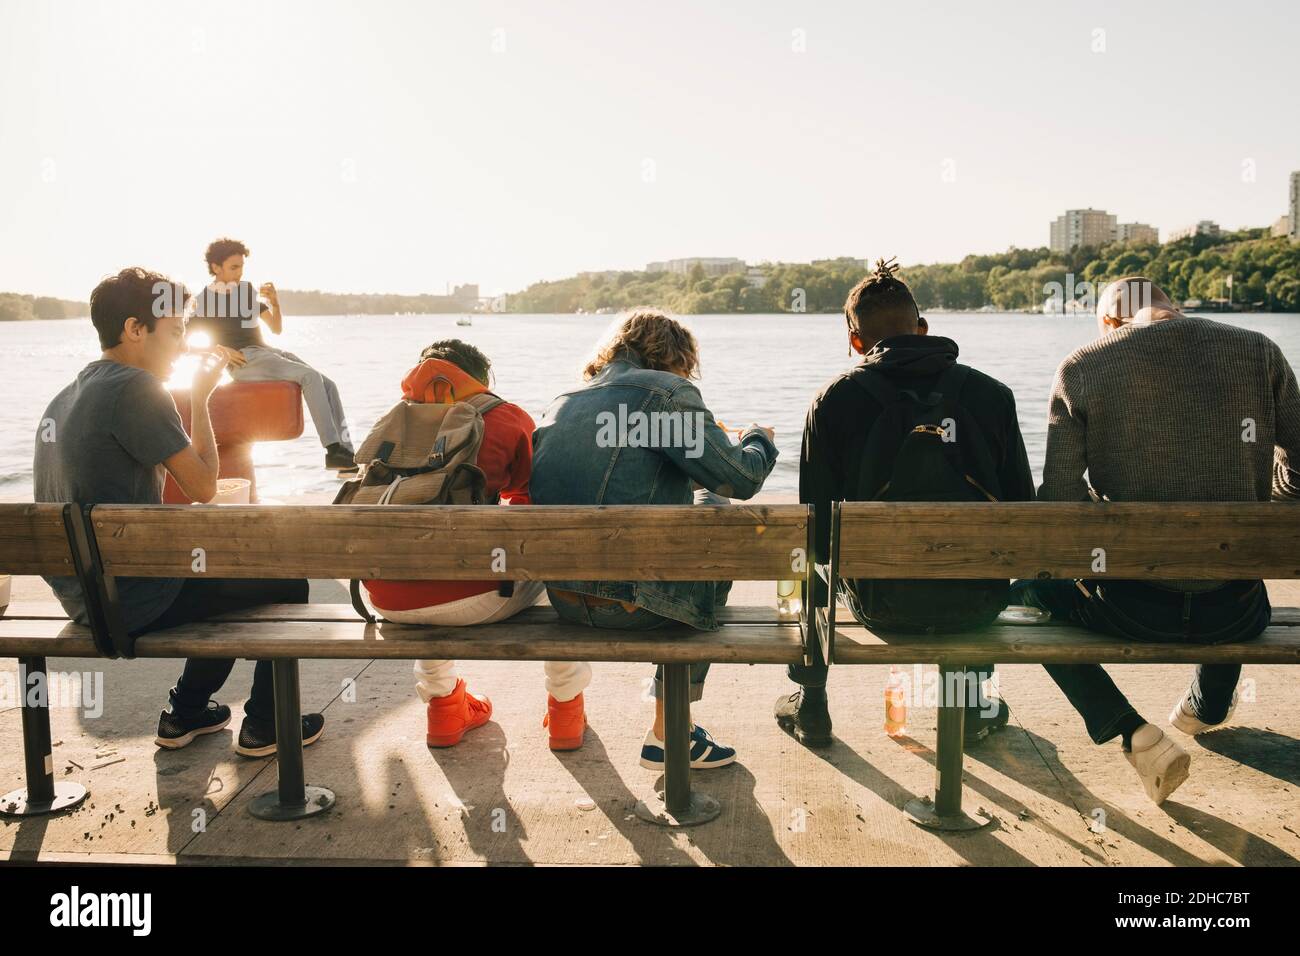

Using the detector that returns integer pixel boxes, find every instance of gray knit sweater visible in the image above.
[1039,316,1300,506]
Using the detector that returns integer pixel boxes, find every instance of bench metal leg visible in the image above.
[904,665,991,832]
[633,663,720,827]
[1,657,88,817]
[249,658,334,821]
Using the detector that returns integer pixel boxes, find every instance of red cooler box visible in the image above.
[164,381,304,504]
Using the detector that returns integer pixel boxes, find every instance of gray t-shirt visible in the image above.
[34,360,191,631]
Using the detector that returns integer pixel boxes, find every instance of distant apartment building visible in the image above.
[449,283,479,305]
[1271,215,1292,239]
[1168,220,1221,242]
[1049,208,1117,252]
[811,257,870,270]
[1116,222,1158,244]
[645,257,746,276]
[745,267,768,289]
[1291,171,1300,241]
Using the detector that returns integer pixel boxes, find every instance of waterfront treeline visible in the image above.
[505,229,1300,314]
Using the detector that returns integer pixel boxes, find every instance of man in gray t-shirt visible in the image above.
[36,360,191,631]
[33,267,323,758]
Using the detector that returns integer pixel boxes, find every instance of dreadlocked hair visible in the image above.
[844,256,920,336]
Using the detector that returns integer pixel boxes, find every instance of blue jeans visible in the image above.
[548,590,712,702]
[545,486,730,703]
[1013,578,1269,745]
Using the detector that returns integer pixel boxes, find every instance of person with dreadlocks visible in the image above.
[775,257,1035,748]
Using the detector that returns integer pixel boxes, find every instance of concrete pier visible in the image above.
[3,569,1297,866]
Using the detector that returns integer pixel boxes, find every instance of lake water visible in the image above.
[3,311,1299,502]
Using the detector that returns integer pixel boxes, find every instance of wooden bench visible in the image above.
[817,501,1300,830]
[0,502,812,827]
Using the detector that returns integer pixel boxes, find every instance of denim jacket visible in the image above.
[530,349,779,629]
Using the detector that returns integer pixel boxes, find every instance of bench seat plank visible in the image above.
[0,625,99,657]
[197,603,788,625]
[0,617,804,665]
[2,601,786,624]
[832,622,1300,665]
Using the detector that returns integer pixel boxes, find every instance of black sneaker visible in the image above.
[236,713,326,758]
[774,688,833,747]
[155,701,232,749]
[964,698,1010,745]
[325,444,357,471]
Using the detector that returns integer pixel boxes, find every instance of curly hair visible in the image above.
[420,338,493,385]
[582,309,700,380]
[204,237,251,275]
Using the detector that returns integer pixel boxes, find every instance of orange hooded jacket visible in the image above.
[362,358,536,611]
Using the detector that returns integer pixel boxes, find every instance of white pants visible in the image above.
[376,582,592,703]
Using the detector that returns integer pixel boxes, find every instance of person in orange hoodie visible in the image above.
[362,340,592,749]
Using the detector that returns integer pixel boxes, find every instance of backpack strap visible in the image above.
[350,578,376,624]
[933,362,971,402]
[464,391,505,416]
[931,363,1002,501]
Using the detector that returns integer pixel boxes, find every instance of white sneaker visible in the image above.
[1169,687,1239,735]
[1124,723,1191,805]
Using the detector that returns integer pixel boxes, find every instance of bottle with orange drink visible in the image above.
[884,665,908,736]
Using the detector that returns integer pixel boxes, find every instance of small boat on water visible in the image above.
[456,315,472,326]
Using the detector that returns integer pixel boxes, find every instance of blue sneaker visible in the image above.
[639,725,736,770]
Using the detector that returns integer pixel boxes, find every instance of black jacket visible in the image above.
[800,334,1035,577]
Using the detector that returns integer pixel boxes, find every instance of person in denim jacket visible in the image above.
[531,310,779,769]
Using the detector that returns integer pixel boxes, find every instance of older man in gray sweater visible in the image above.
[1017,276,1300,804]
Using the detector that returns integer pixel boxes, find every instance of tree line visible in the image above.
[504,228,1300,314]
[0,293,89,322]
[0,289,477,321]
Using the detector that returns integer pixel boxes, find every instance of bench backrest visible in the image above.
[88,504,810,581]
[834,501,1300,580]
[0,504,78,577]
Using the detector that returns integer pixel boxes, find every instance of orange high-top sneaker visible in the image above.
[542,693,587,751]
[426,678,492,747]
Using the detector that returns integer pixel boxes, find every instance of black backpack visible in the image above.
[845,363,1010,632]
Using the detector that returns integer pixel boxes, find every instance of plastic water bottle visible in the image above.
[884,665,907,736]
[776,579,801,623]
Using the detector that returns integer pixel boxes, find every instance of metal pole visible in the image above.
[273,658,306,807]
[662,663,691,815]
[632,662,720,827]
[248,657,335,821]
[20,657,55,804]
[903,663,991,831]
[933,666,967,818]
[1,656,88,817]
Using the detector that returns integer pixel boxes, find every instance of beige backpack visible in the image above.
[334,385,506,619]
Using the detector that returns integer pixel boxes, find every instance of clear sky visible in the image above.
[1,0,1297,300]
